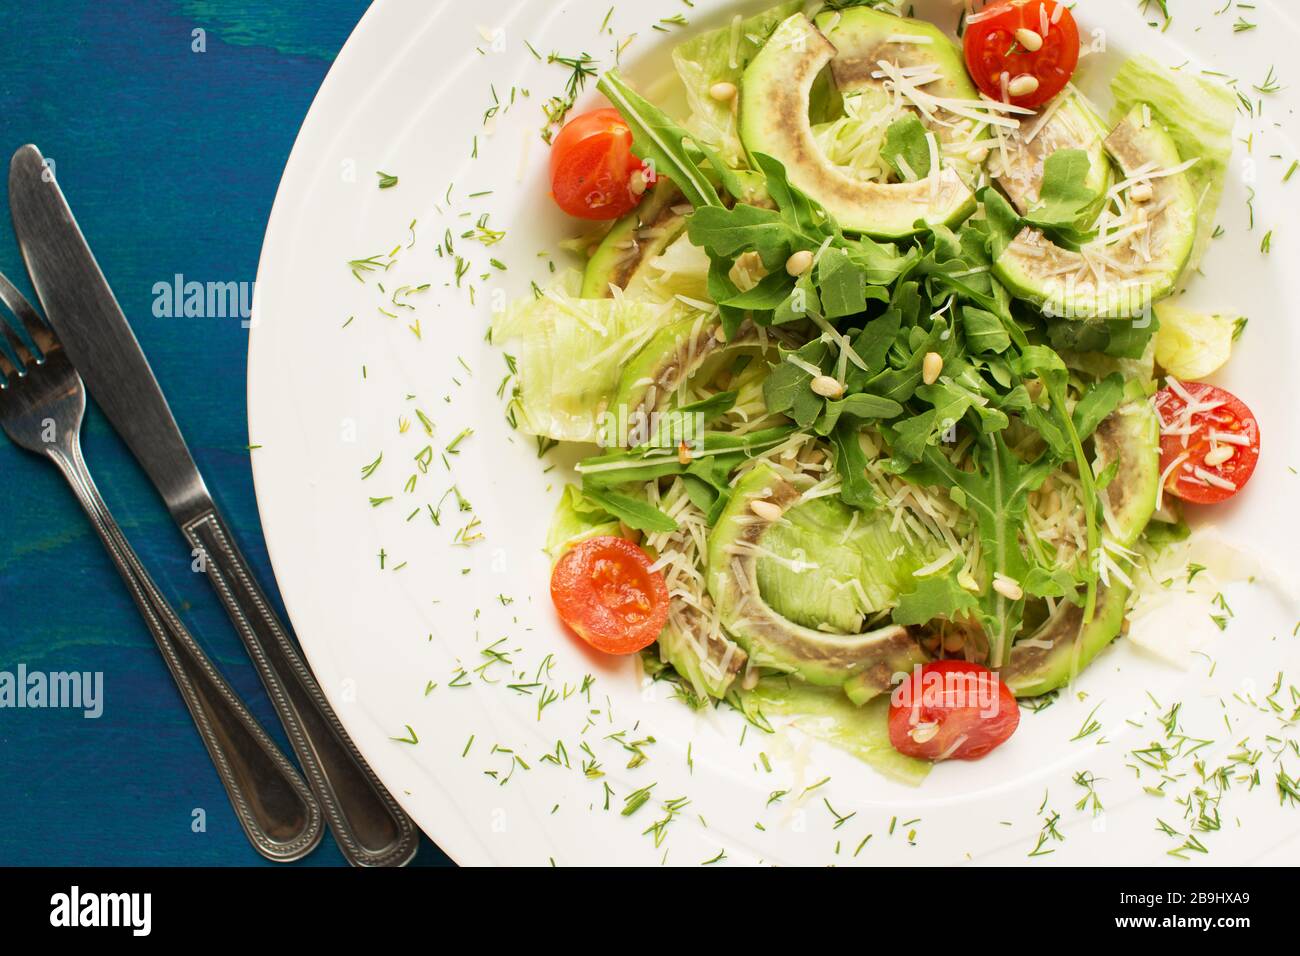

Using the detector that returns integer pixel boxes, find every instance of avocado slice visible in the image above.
[738,13,976,239]
[655,602,747,701]
[581,181,686,298]
[1093,399,1160,548]
[1003,583,1131,698]
[707,463,928,688]
[815,4,991,170]
[994,104,1197,319]
[608,316,763,443]
[817,6,976,104]
[994,91,1113,218]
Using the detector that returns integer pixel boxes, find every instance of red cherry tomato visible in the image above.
[963,0,1080,109]
[888,660,1020,760]
[549,108,647,220]
[1154,382,1260,505]
[550,535,669,654]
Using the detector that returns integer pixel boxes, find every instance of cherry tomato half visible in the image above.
[963,0,1080,109]
[888,660,1020,761]
[549,108,647,220]
[550,535,669,655]
[1154,382,1260,505]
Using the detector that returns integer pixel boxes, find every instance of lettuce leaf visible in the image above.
[544,486,621,559]
[756,493,938,632]
[740,678,931,784]
[492,271,683,442]
[1110,55,1236,274]
[670,0,804,167]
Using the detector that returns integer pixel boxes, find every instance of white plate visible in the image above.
[250,0,1300,866]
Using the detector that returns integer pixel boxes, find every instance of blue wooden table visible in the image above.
[0,0,451,866]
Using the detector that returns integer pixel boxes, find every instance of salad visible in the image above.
[492,0,1259,777]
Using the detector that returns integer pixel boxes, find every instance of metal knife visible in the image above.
[9,144,419,867]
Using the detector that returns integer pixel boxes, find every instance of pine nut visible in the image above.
[943,632,966,653]
[1204,445,1235,467]
[922,351,943,385]
[629,169,648,196]
[966,145,990,164]
[713,324,727,342]
[677,442,692,465]
[810,375,844,398]
[1007,74,1040,98]
[1129,181,1153,203]
[750,499,782,521]
[709,81,737,102]
[1014,28,1044,51]
[785,249,814,276]
[909,721,940,744]
[992,575,1024,601]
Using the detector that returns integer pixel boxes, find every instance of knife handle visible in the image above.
[50,442,323,862]
[184,510,419,867]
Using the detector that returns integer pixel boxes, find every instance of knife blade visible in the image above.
[8,145,211,523]
[10,143,419,867]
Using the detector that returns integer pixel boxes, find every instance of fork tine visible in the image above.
[0,329,17,382]
[0,310,35,374]
[0,272,55,359]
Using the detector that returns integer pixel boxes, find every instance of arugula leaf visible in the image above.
[578,428,793,488]
[1023,149,1098,232]
[830,422,877,510]
[763,339,831,427]
[1014,346,1102,622]
[722,270,795,311]
[845,309,902,384]
[860,314,951,405]
[646,391,738,447]
[772,271,821,326]
[842,235,918,286]
[681,474,720,515]
[1023,566,1083,604]
[961,306,1011,354]
[979,186,1021,261]
[581,487,678,533]
[1103,316,1158,359]
[597,70,720,210]
[1071,373,1124,441]
[814,392,904,435]
[1046,315,1158,360]
[706,253,747,341]
[882,114,932,181]
[905,436,1055,665]
[687,203,794,271]
[818,246,884,319]
[890,409,941,464]
[751,152,836,243]
[892,572,979,627]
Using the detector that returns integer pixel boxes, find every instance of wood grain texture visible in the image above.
[0,0,450,866]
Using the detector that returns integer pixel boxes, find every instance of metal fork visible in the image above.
[0,271,323,862]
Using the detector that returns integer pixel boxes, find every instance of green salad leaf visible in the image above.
[892,571,979,628]
[597,70,721,210]
[581,487,678,534]
[882,114,932,181]
[1023,148,1098,234]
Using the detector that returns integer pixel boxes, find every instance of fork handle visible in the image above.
[184,509,418,867]
[49,442,323,862]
